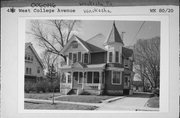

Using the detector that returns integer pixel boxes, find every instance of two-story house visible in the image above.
[25,43,44,83]
[59,22,134,95]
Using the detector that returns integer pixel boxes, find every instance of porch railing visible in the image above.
[84,83,104,90]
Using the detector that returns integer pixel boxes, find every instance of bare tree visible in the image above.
[134,37,160,90]
[28,20,80,62]
[41,51,58,104]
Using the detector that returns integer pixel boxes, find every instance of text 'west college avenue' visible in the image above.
[18,8,75,13]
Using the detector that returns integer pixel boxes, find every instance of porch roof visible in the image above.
[60,63,106,71]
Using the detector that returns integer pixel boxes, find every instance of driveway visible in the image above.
[97,96,157,111]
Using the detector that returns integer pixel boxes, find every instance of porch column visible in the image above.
[66,55,69,65]
[71,71,74,89]
[82,72,84,89]
[98,71,102,90]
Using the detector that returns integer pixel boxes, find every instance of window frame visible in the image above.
[115,51,119,63]
[109,52,113,62]
[84,53,89,64]
[111,71,122,85]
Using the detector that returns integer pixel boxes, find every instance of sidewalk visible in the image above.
[25,96,125,107]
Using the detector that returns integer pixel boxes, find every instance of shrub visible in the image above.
[25,81,36,93]
[152,88,159,97]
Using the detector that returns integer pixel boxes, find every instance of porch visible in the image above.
[60,63,106,95]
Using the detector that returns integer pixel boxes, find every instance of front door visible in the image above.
[124,76,130,89]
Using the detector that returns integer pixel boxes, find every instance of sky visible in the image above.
[26,20,160,55]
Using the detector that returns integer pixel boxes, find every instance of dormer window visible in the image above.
[72,41,78,48]
[109,52,112,62]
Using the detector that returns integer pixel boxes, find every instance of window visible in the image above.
[124,76,129,87]
[72,41,78,48]
[124,59,129,68]
[29,68,32,74]
[25,54,27,60]
[84,53,89,64]
[87,72,93,83]
[109,52,112,62]
[69,53,72,65]
[73,53,77,63]
[112,71,121,84]
[78,52,81,62]
[87,72,99,84]
[25,54,33,62]
[67,72,71,83]
[37,67,40,73]
[115,51,119,63]
[26,68,28,74]
[93,72,99,83]
[26,67,32,75]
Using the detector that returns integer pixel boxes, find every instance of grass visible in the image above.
[25,93,61,100]
[24,102,97,110]
[146,97,159,108]
[55,95,117,103]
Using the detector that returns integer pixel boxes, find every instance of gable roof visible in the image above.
[86,34,106,52]
[75,35,106,52]
[104,22,124,45]
[25,42,44,68]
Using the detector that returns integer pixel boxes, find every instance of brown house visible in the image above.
[25,43,44,83]
[60,23,134,95]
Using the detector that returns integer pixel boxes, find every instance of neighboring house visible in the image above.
[132,81,144,92]
[59,22,134,95]
[25,43,44,83]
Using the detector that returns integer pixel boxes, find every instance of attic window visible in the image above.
[72,41,78,48]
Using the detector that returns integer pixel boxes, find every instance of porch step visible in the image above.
[67,89,77,95]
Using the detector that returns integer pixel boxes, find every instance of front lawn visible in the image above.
[146,97,159,108]
[55,95,117,103]
[24,102,97,110]
[25,93,61,100]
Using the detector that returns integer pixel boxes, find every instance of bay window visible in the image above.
[112,71,121,84]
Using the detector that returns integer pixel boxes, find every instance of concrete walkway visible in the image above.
[96,97,159,111]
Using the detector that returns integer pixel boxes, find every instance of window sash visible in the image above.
[115,51,119,63]
[87,72,92,83]
[73,53,77,63]
[93,72,99,83]
[84,53,89,64]
[112,71,121,84]
[78,52,81,62]
[109,52,112,62]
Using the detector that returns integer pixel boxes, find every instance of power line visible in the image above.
[133,21,146,43]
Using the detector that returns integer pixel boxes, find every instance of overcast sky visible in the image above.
[26,20,160,55]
